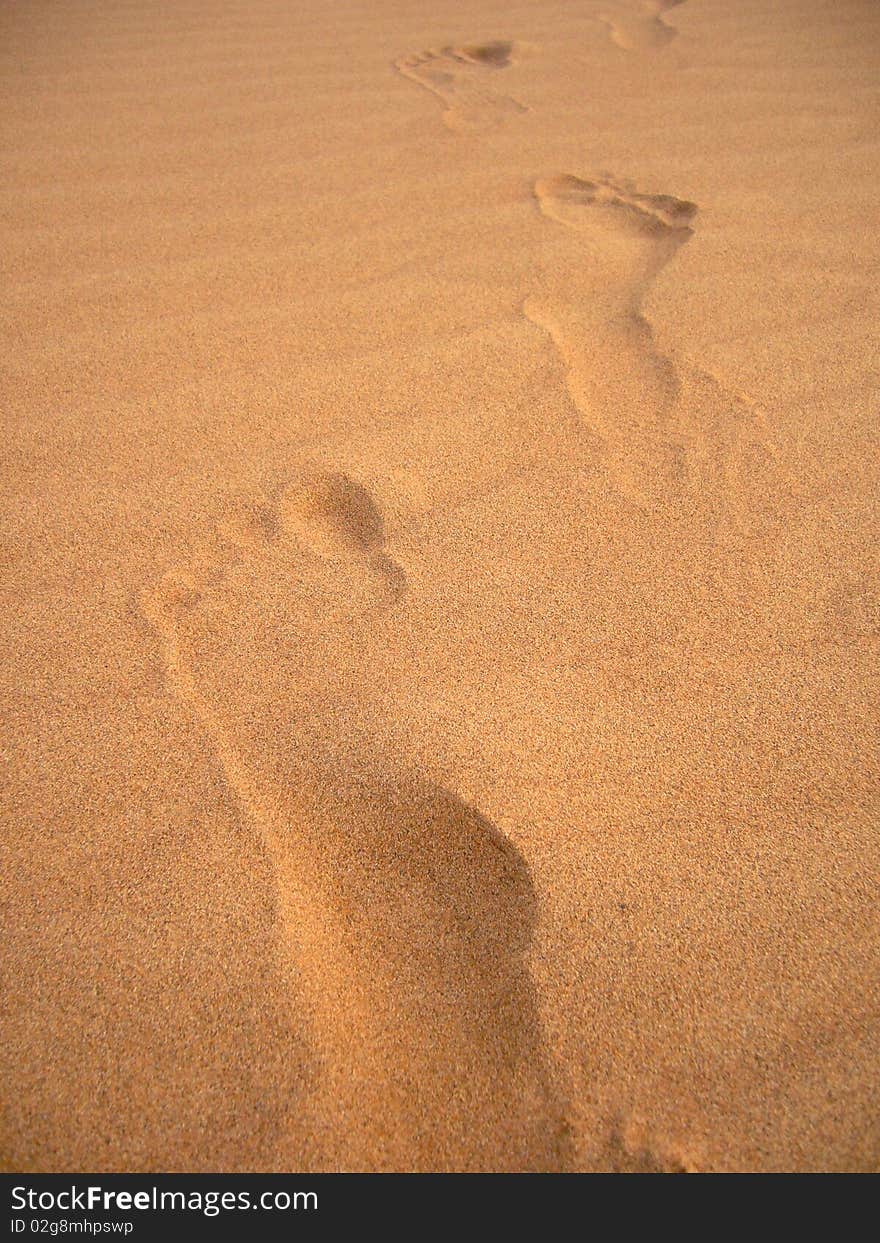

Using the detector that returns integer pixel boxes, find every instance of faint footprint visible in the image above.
[609,1113,701,1171]
[817,558,880,647]
[600,0,686,51]
[525,173,697,507]
[525,173,786,537]
[142,472,570,1171]
[525,171,793,570]
[395,40,529,131]
[534,173,697,238]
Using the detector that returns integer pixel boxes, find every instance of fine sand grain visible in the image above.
[2,0,879,1172]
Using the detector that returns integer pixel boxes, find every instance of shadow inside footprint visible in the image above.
[451,40,518,68]
[311,770,538,975]
[278,473,385,560]
[294,767,572,1170]
[276,471,406,602]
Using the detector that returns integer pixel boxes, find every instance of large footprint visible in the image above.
[600,0,687,52]
[395,40,529,132]
[142,472,570,1171]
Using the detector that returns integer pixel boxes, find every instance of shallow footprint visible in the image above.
[534,173,696,250]
[526,173,699,507]
[143,471,405,810]
[142,473,569,1171]
[528,173,785,531]
[395,40,529,131]
[600,0,687,52]
[608,1113,702,1172]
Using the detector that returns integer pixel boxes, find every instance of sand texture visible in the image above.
[2,0,879,1172]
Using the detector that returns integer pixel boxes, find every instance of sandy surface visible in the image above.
[2,0,879,1172]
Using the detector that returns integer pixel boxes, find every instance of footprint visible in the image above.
[534,173,697,242]
[395,40,529,132]
[600,0,686,52]
[525,174,698,507]
[820,565,880,646]
[143,472,406,778]
[525,172,786,539]
[142,472,570,1171]
[608,1113,701,1172]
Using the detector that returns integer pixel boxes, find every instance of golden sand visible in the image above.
[2,0,878,1172]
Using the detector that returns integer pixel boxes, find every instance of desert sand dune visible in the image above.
[2,0,879,1173]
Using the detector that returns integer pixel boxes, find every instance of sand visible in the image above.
[2,0,878,1173]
